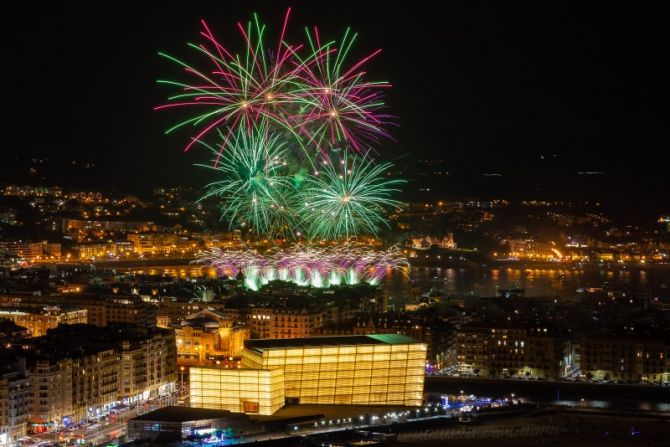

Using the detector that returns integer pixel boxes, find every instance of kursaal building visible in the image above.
[190,334,427,415]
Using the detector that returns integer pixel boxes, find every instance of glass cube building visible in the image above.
[189,367,284,415]
[190,334,426,415]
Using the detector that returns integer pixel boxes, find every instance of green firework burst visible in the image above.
[298,152,405,240]
[198,122,296,238]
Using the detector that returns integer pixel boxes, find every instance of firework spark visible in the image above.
[197,121,295,238]
[298,151,405,240]
[195,244,408,290]
[157,11,405,245]
[156,10,304,160]
[292,26,392,153]
[156,10,392,161]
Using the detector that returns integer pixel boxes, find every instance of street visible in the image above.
[21,393,178,447]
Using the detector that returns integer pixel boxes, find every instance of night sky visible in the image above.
[1,2,668,217]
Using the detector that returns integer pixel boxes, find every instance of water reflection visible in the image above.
[384,266,670,306]
[123,265,218,279]
[119,264,670,304]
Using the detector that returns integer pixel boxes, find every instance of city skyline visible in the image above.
[1,3,669,446]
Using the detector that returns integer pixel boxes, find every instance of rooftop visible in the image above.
[245,334,419,353]
[18,324,173,362]
[130,406,244,423]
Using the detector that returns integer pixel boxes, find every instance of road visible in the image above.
[22,394,178,447]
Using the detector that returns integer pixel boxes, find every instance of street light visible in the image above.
[180,366,186,396]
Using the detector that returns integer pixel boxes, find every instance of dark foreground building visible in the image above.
[127,406,261,442]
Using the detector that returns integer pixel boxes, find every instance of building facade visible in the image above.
[22,325,177,428]
[580,333,670,383]
[313,313,452,368]
[174,310,248,366]
[126,233,178,255]
[190,335,426,415]
[0,362,30,444]
[250,307,326,339]
[30,359,74,429]
[0,294,156,330]
[455,323,566,380]
[119,329,177,404]
[189,368,284,416]
[0,307,87,337]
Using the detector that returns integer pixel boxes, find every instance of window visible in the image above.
[243,401,259,413]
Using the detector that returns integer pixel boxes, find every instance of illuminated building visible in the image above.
[191,231,242,248]
[70,349,119,421]
[62,218,157,236]
[29,359,73,430]
[174,310,249,366]
[454,323,567,380]
[209,283,384,336]
[119,330,178,404]
[3,185,61,197]
[580,332,669,383]
[313,313,452,369]
[408,234,457,250]
[43,242,62,258]
[68,296,156,328]
[190,335,426,415]
[176,325,219,364]
[0,294,156,330]
[0,360,30,444]
[0,240,61,261]
[76,241,134,260]
[593,251,616,262]
[250,307,326,339]
[156,302,218,328]
[0,307,87,337]
[127,232,179,255]
[190,367,284,415]
[19,325,177,429]
[504,239,563,261]
[0,240,43,259]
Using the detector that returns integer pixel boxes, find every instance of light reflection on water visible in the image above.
[383,266,670,304]
[124,266,218,279]
[119,264,670,303]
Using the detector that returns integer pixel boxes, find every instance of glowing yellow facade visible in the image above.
[190,335,426,415]
[249,338,425,406]
[189,367,284,415]
[0,307,87,337]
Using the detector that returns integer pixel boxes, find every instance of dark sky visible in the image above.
[1,2,668,216]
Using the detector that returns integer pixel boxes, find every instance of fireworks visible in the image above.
[195,244,408,291]
[155,11,303,159]
[299,151,405,240]
[197,121,295,238]
[293,27,392,153]
[158,10,408,279]
[156,9,392,160]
